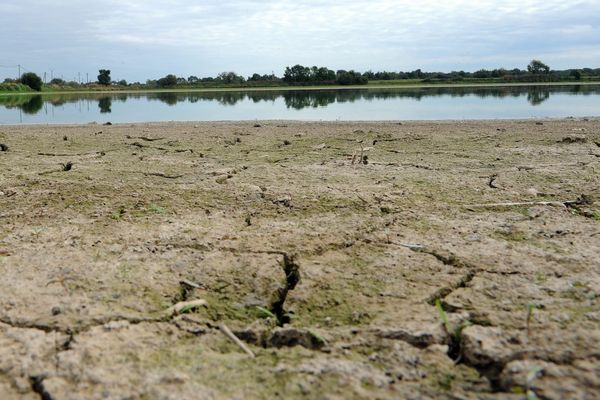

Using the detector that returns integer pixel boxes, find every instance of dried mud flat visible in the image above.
[0,119,599,399]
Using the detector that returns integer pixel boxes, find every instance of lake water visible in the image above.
[1,85,599,124]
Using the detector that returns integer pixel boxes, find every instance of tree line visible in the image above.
[5,60,600,92]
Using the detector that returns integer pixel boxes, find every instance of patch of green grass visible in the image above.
[111,206,126,220]
[147,204,167,214]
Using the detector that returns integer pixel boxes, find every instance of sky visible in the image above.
[1,0,599,82]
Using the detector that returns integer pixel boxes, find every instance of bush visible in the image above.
[20,72,43,91]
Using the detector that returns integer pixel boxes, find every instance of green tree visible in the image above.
[335,70,367,85]
[20,72,43,91]
[527,60,550,74]
[157,74,177,87]
[283,65,311,83]
[97,69,111,85]
[217,71,244,84]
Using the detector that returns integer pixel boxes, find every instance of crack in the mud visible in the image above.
[214,248,302,326]
[269,253,301,326]
[401,246,479,305]
[0,315,168,335]
[425,270,477,305]
[30,375,54,400]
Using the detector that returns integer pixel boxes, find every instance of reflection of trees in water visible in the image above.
[21,96,43,114]
[527,88,551,106]
[1,85,599,115]
[283,91,337,109]
[98,97,112,113]
[155,92,178,106]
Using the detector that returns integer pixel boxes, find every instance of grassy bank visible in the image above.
[3,78,600,96]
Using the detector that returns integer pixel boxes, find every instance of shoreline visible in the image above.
[2,116,598,128]
[2,80,600,97]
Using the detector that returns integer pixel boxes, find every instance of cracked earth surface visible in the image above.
[0,119,599,399]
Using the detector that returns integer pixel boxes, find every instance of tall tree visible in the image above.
[527,60,550,74]
[20,72,43,91]
[97,69,111,85]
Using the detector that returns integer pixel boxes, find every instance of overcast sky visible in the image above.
[1,0,599,82]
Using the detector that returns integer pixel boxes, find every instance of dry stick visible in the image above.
[464,200,578,209]
[219,323,255,358]
[143,172,184,179]
[391,241,426,250]
[38,151,108,157]
[180,279,203,290]
[164,299,207,316]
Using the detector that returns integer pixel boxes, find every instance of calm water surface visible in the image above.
[1,85,599,124]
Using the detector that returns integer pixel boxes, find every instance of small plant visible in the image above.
[111,206,126,220]
[526,366,543,400]
[178,304,197,314]
[307,329,328,347]
[526,303,537,338]
[256,306,276,319]
[435,299,450,334]
[435,299,470,360]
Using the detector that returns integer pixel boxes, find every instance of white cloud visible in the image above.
[1,0,599,80]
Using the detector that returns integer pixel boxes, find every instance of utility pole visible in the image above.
[78,72,81,84]
[44,72,46,83]
[18,64,21,78]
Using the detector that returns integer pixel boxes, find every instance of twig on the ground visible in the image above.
[128,142,168,151]
[180,279,204,290]
[143,172,184,179]
[488,174,500,189]
[164,299,207,316]
[219,323,256,357]
[38,151,107,156]
[465,201,570,209]
[391,242,426,250]
[356,195,369,204]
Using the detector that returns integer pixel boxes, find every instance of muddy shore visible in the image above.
[0,119,599,399]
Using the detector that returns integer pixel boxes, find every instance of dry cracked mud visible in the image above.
[0,119,599,399]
